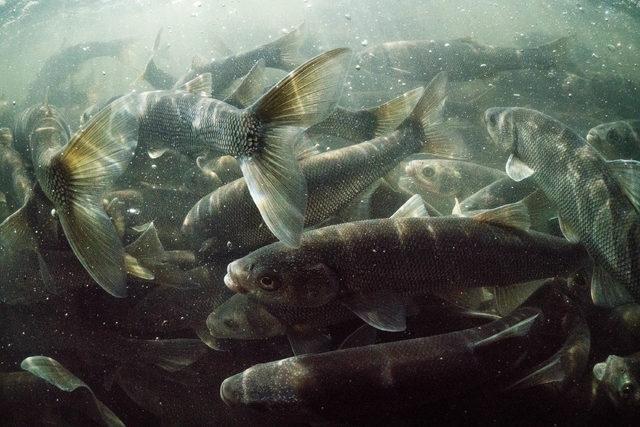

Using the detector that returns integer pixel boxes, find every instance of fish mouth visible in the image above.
[224,261,248,294]
[585,130,597,145]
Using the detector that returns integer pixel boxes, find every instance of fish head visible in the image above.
[206,294,287,340]
[594,355,640,411]
[587,122,630,158]
[484,107,518,153]
[405,159,461,197]
[224,244,340,307]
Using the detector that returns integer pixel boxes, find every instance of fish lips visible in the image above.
[224,261,248,294]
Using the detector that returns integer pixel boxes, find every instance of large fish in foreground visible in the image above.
[220,303,541,420]
[224,201,590,328]
[485,107,640,306]
[0,98,138,297]
[355,36,570,83]
[182,73,450,256]
[131,48,351,247]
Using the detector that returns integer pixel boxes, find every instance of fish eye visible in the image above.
[621,382,635,399]
[422,166,435,178]
[606,129,620,143]
[223,318,237,330]
[258,275,280,291]
[488,112,498,127]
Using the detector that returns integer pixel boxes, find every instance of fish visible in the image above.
[397,158,506,203]
[355,36,570,83]
[485,107,640,307]
[24,38,134,107]
[219,303,541,420]
[224,201,590,330]
[0,96,138,297]
[0,357,124,427]
[304,88,430,142]
[593,353,640,414]
[0,127,33,211]
[13,100,72,159]
[459,176,538,213]
[182,73,453,256]
[130,48,351,247]
[146,25,304,97]
[587,120,640,161]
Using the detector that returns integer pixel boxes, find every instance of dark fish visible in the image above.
[224,202,589,330]
[220,304,540,419]
[131,48,351,247]
[355,36,570,83]
[146,25,304,96]
[182,74,452,256]
[587,120,640,161]
[485,107,640,306]
[24,38,133,106]
[0,127,33,210]
[593,352,640,414]
[0,97,138,297]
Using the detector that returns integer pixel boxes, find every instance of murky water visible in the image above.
[1,1,639,425]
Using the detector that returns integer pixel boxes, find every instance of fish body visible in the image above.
[485,107,640,306]
[24,38,133,106]
[225,214,590,309]
[220,304,540,419]
[356,37,569,83]
[460,176,538,213]
[0,127,33,210]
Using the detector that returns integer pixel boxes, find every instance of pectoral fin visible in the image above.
[506,153,535,181]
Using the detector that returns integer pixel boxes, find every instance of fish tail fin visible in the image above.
[266,23,306,71]
[243,48,351,246]
[523,36,572,70]
[401,72,468,159]
[52,97,139,297]
[369,87,425,138]
[224,59,266,108]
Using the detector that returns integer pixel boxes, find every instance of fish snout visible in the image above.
[220,374,244,406]
[224,260,248,294]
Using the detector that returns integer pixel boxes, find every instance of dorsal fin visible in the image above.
[179,73,212,96]
[471,200,531,230]
[391,194,429,219]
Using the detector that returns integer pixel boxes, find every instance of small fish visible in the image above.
[355,36,570,83]
[224,201,589,330]
[587,120,640,161]
[146,25,305,97]
[485,107,640,307]
[398,158,506,202]
[24,38,134,107]
[593,353,640,413]
[183,74,454,256]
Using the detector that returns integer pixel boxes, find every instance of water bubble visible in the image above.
[355,64,361,71]
[361,39,368,47]
[344,13,351,20]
